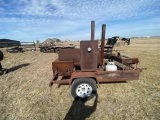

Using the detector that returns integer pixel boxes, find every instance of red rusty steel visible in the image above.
[50,69,142,86]
[91,21,95,41]
[95,69,141,74]
[97,52,102,66]
[72,69,141,83]
[100,24,106,65]
[50,21,143,89]
[104,53,139,65]
[96,69,141,82]
[59,48,80,66]
[80,41,98,71]
[50,79,70,85]
[70,72,97,79]
[122,58,139,65]
[52,61,74,76]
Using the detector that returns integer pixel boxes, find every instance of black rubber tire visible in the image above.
[55,48,59,53]
[42,49,46,53]
[0,50,4,61]
[71,78,97,101]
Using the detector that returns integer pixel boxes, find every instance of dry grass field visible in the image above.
[0,38,160,120]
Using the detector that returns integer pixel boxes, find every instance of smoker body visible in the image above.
[50,21,142,101]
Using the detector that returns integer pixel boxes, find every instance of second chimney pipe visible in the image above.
[91,21,95,41]
[101,24,106,65]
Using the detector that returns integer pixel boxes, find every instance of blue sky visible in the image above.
[0,0,160,42]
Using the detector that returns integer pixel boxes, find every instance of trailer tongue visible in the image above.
[49,21,142,101]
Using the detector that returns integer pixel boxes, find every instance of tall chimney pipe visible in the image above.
[101,24,106,65]
[91,21,95,41]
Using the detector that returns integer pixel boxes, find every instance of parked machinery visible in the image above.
[49,21,142,101]
[111,36,130,45]
[0,50,7,75]
[0,50,3,61]
[39,44,75,53]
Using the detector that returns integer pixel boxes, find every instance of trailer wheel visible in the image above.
[41,49,46,53]
[0,50,4,61]
[71,78,97,101]
[55,49,59,53]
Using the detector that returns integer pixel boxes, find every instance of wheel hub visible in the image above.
[76,83,92,98]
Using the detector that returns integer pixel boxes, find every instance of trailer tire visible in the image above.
[42,49,47,53]
[71,78,97,101]
[55,48,59,53]
[0,50,4,61]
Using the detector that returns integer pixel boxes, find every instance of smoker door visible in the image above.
[80,41,98,71]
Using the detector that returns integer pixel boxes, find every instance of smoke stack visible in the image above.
[91,21,95,41]
[101,24,106,64]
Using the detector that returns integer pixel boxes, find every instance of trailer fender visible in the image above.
[71,77,97,85]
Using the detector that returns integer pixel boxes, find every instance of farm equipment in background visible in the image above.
[6,46,24,53]
[49,21,142,101]
[20,42,36,51]
[39,44,75,53]
[0,50,8,75]
[121,37,130,45]
[108,36,130,46]
[3,41,36,53]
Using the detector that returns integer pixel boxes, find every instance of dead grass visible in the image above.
[0,38,160,120]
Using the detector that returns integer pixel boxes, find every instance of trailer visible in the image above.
[49,21,143,101]
[39,44,75,53]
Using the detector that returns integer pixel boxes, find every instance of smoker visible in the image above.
[49,21,142,101]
